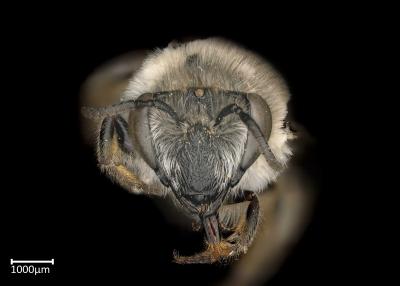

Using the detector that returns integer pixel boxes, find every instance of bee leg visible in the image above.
[218,201,250,232]
[192,220,202,232]
[96,115,158,195]
[97,116,115,165]
[173,192,259,264]
[225,191,260,257]
[173,241,234,264]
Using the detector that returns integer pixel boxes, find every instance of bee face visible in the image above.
[162,124,239,213]
[148,89,248,217]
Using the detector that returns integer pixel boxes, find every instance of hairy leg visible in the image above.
[173,191,260,264]
[96,115,161,196]
[225,192,260,256]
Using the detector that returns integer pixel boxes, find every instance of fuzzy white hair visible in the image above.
[122,38,292,194]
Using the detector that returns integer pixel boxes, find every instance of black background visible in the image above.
[1,6,363,285]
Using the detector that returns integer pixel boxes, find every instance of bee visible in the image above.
[81,38,296,264]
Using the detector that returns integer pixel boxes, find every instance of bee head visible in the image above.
[132,89,275,219]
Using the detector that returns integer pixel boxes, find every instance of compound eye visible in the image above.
[239,93,272,171]
[130,93,158,170]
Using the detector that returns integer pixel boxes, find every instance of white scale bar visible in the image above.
[10,259,54,265]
